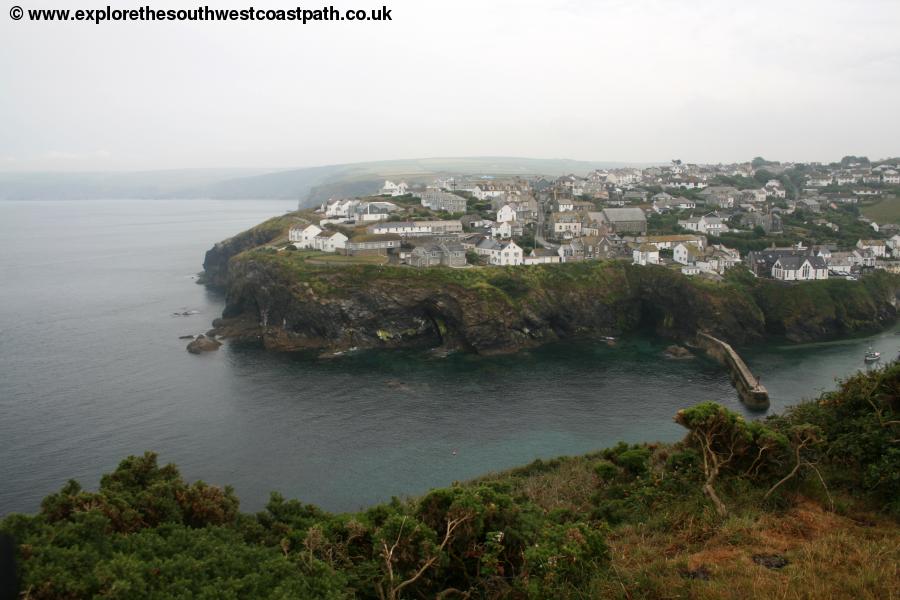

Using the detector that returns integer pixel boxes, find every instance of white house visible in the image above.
[673,242,702,266]
[496,204,518,223]
[852,249,877,268]
[380,180,409,196]
[490,220,523,239]
[701,244,742,274]
[472,185,506,201]
[355,201,400,222]
[322,198,360,218]
[289,224,322,246]
[744,189,768,204]
[318,232,348,253]
[632,243,660,266]
[524,248,561,265]
[765,180,787,199]
[771,255,828,281]
[834,173,856,186]
[552,212,583,238]
[826,252,854,274]
[887,234,900,253]
[490,240,524,266]
[857,239,886,258]
[555,198,576,212]
[369,220,463,237]
[292,225,349,253]
[652,193,696,213]
[644,234,707,251]
[678,213,728,236]
[807,175,832,187]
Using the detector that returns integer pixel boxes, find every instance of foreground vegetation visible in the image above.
[3,365,898,598]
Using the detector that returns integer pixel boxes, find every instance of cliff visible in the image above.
[206,244,900,355]
[199,214,900,355]
[200,211,312,288]
[209,251,760,354]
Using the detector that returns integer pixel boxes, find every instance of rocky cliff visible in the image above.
[200,217,900,355]
[200,212,310,288]
[202,247,898,356]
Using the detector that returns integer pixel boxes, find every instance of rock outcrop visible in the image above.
[186,334,222,354]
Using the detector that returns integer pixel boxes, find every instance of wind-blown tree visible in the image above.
[675,403,787,516]
[764,424,828,506]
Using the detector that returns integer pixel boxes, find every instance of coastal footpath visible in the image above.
[201,214,900,356]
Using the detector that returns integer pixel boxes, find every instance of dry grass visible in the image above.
[512,458,598,513]
[595,498,900,600]
[476,455,899,599]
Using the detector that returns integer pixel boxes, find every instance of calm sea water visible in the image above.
[1,199,897,515]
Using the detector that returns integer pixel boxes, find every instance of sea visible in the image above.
[1,199,896,515]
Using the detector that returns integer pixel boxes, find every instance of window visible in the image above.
[801,264,811,279]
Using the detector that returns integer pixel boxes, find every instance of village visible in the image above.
[286,156,900,282]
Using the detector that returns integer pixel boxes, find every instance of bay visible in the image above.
[1,199,895,515]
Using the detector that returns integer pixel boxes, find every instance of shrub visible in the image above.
[617,448,651,477]
[594,460,619,482]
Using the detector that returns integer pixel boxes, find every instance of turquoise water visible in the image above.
[0,199,895,515]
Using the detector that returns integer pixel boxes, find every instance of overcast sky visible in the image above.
[1,0,898,171]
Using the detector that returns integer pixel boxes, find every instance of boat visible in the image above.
[864,347,881,363]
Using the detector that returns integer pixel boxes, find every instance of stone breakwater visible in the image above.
[694,332,769,410]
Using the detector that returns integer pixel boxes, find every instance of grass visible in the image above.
[594,501,900,599]
[860,195,900,224]
[305,254,389,265]
[475,452,900,600]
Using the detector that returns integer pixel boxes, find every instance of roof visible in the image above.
[774,255,827,270]
[646,234,703,243]
[477,238,501,251]
[603,208,647,222]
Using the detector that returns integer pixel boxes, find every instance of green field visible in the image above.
[860,196,900,224]
[304,253,389,266]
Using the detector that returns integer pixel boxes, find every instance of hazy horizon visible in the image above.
[2,0,899,172]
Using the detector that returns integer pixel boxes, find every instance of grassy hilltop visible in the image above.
[2,365,898,598]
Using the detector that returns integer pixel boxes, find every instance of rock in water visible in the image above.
[186,334,222,354]
[664,345,693,359]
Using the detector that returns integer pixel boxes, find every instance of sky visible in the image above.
[1,0,899,171]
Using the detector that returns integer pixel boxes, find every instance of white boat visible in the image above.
[864,347,881,363]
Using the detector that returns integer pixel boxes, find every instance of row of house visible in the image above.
[417,189,467,213]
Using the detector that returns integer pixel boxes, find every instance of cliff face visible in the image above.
[201,213,309,288]
[210,251,838,355]
[201,214,900,355]
[750,273,900,342]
